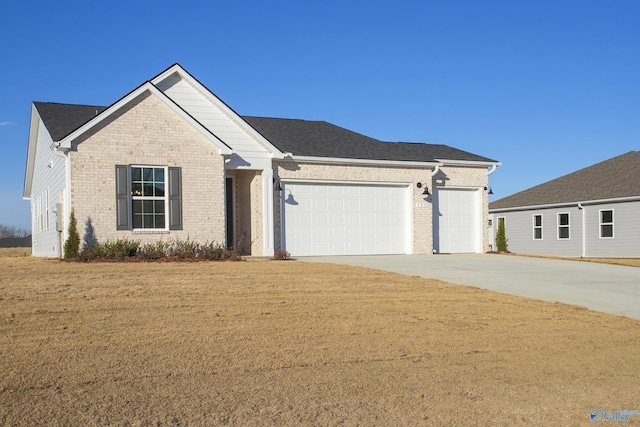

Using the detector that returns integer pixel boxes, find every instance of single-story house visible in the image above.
[489,151,640,258]
[24,64,499,258]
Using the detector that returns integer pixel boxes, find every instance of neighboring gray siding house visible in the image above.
[24,64,499,257]
[489,151,640,258]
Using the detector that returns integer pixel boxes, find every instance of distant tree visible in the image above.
[0,224,30,239]
[495,218,508,253]
[63,210,80,259]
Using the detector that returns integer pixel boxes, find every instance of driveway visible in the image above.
[298,254,640,319]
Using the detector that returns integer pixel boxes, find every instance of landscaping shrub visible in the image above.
[495,219,508,253]
[273,249,291,260]
[63,210,80,259]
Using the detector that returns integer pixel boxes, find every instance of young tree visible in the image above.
[63,210,80,259]
[495,218,508,253]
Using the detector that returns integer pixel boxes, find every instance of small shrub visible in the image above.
[171,238,199,259]
[495,219,508,253]
[139,241,171,260]
[63,210,81,259]
[273,249,291,260]
[89,239,140,259]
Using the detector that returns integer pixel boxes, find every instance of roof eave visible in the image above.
[490,195,640,213]
[23,103,41,199]
[436,159,502,168]
[287,155,442,168]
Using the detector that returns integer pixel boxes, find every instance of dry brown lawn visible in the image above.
[1,250,640,426]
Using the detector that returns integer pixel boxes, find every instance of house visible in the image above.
[489,151,640,258]
[23,64,499,258]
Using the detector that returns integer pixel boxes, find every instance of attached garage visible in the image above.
[282,182,410,256]
[434,188,481,253]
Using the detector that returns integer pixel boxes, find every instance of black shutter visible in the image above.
[168,167,182,230]
[115,165,130,230]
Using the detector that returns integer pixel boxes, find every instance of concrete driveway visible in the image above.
[298,254,640,319]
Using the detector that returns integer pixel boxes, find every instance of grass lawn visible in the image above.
[1,250,639,425]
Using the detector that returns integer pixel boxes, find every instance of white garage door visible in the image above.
[283,182,409,256]
[435,188,480,253]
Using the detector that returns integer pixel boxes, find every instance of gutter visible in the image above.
[489,195,640,213]
[289,155,442,169]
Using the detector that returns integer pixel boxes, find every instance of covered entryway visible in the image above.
[434,188,481,253]
[282,182,410,256]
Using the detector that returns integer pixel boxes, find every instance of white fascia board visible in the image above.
[436,159,502,168]
[57,82,232,156]
[289,155,442,169]
[151,65,284,159]
[489,195,640,213]
[23,104,41,198]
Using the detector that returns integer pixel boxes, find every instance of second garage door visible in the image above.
[283,182,410,256]
[434,188,481,253]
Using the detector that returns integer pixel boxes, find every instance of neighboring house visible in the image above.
[23,64,499,258]
[489,151,640,258]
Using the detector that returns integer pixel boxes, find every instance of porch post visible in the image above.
[261,168,275,257]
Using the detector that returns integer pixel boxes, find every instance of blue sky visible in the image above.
[1,0,638,230]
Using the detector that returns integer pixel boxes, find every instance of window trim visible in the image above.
[533,214,543,240]
[599,209,614,239]
[131,165,169,231]
[557,212,570,240]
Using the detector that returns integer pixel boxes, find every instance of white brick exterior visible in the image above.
[69,92,226,247]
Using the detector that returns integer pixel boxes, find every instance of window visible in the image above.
[557,213,570,239]
[116,165,182,231]
[132,167,166,229]
[600,209,614,238]
[533,214,542,240]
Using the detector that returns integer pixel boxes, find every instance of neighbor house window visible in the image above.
[600,209,614,238]
[115,165,182,231]
[533,214,542,240]
[557,213,570,239]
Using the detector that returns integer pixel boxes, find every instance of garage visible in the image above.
[282,182,410,256]
[434,188,481,253]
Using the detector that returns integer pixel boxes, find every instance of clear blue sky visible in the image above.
[1,0,638,230]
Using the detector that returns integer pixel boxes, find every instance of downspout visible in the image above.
[53,145,70,258]
[487,164,498,175]
[578,203,586,258]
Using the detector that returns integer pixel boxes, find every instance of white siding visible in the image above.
[156,74,272,169]
[30,118,66,257]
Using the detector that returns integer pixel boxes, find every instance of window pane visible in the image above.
[131,167,141,181]
[559,227,569,239]
[154,200,165,214]
[133,214,143,229]
[559,214,569,226]
[132,182,142,196]
[601,224,613,238]
[155,183,165,197]
[143,168,153,181]
[144,215,154,228]
[132,200,143,215]
[534,215,542,227]
[601,210,613,223]
[155,214,165,229]
[143,200,153,213]
[534,228,542,239]
[154,168,164,182]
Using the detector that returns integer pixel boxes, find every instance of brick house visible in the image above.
[24,64,499,257]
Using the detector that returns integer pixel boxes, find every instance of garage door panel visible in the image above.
[284,182,409,256]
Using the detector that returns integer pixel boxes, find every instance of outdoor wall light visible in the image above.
[417,182,430,196]
[484,186,494,195]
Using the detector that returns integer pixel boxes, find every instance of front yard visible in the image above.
[1,253,639,425]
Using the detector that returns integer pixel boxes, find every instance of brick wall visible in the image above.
[69,91,226,247]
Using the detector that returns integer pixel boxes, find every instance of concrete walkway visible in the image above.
[298,254,640,319]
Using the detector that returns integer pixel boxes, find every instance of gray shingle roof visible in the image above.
[33,102,496,164]
[34,102,108,142]
[242,116,497,163]
[490,151,640,210]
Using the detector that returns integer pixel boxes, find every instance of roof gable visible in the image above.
[490,151,640,210]
[33,102,108,142]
